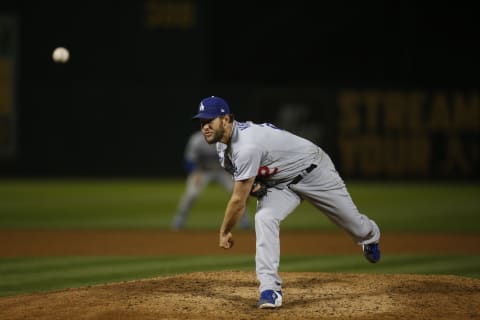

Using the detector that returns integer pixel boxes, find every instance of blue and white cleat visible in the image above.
[257,290,282,309]
[363,242,381,263]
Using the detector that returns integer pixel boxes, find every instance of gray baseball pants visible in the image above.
[254,152,381,293]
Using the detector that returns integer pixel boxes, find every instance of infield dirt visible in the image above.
[1,230,480,319]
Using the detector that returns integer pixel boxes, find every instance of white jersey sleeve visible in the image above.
[232,145,263,180]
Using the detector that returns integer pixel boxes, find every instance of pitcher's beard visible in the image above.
[204,127,224,144]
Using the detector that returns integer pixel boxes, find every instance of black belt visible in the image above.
[288,164,317,186]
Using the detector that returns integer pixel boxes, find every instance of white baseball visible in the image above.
[52,47,70,63]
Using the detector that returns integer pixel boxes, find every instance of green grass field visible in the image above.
[1,179,479,297]
[1,179,479,232]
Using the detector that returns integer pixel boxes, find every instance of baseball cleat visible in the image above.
[363,242,381,263]
[170,217,185,231]
[257,290,282,309]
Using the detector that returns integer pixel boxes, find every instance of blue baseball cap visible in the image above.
[192,96,231,119]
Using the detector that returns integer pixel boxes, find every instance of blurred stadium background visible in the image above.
[0,0,479,297]
[0,1,478,178]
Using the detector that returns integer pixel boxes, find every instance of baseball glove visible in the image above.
[250,181,268,198]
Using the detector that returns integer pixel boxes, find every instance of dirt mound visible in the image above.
[1,271,479,320]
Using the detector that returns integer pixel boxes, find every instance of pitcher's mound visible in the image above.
[1,271,479,320]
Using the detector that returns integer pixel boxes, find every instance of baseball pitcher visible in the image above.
[192,96,381,309]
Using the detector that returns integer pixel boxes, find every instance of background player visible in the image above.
[171,130,251,230]
[193,96,381,309]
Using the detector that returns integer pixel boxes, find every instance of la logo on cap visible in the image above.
[192,96,230,119]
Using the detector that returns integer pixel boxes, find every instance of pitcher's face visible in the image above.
[200,117,225,144]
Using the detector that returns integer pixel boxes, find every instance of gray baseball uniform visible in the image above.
[217,121,380,293]
[171,131,251,230]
